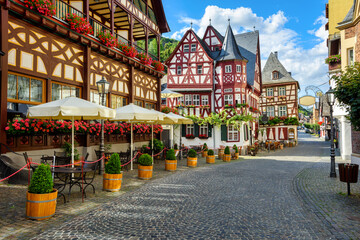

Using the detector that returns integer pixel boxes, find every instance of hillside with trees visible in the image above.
[136,37,179,62]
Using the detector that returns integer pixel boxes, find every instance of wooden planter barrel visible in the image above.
[202,151,208,157]
[26,189,58,220]
[280,145,284,150]
[206,155,215,164]
[103,173,123,192]
[138,165,153,180]
[187,157,197,168]
[218,149,224,159]
[165,160,177,171]
[233,153,239,159]
[222,154,231,162]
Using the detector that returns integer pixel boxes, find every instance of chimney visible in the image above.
[274,51,278,59]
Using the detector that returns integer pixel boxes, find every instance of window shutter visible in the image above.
[208,124,212,137]
[194,124,199,137]
[182,124,186,137]
[221,125,227,141]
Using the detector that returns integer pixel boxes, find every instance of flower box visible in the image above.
[198,134,208,139]
[136,52,152,65]
[24,0,56,16]
[185,134,195,139]
[151,60,164,71]
[65,13,93,35]
[120,45,137,58]
[98,31,117,49]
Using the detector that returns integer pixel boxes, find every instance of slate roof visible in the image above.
[217,25,245,61]
[262,52,299,87]
[338,0,355,26]
[235,31,259,86]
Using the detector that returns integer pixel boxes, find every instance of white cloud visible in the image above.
[168,5,329,94]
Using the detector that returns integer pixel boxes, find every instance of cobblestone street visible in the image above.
[25,132,360,240]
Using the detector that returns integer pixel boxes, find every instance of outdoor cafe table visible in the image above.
[52,167,95,202]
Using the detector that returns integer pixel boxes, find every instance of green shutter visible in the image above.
[194,124,199,137]
[221,125,227,141]
[182,124,186,137]
[208,124,212,137]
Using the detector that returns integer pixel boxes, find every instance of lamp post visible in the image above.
[178,105,184,160]
[96,76,110,174]
[326,87,336,178]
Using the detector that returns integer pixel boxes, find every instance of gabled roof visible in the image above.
[217,25,245,61]
[338,0,355,27]
[151,0,170,33]
[205,25,224,43]
[235,30,259,86]
[262,52,299,87]
[192,30,214,60]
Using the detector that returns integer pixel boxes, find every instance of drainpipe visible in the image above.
[212,60,217,150]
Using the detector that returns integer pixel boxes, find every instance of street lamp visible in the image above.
[178,105,184,160]
[326,87,336,178]
[96,76,110,174]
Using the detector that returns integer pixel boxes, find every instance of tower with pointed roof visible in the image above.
[260,52,300,142]
[165,22,262,151]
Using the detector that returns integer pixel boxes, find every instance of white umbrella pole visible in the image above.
[71,116,74,168]
[152,124,154,165]
[131,122,133,171]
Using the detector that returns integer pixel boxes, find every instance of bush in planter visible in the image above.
[233,144,239,153]
[149,139,164,154]
[224,146,230,155]
[28,164,53,194]
[202,143,208,151]
[166,149,176,160]
[174,143,178,150]
[207,149,214,156]
[105,153,121,174]
[138,153,153,166]
[188,149,197,158]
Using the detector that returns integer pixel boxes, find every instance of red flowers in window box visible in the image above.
[161,106,178,114]
[98,31,117,49]
[185,134,195,139]
[65,13,93,35]
[24,0,56,16]
[151,60,164,72]
[136,52,152,65]
[199,134,208,139]
[120,45,138,58]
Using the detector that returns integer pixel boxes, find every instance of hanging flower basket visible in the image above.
[151,60,164,71]
[24,0,56,16]
[136,52,152,65]
[98,31,117,49]
[65,13,93,35]
[120,45,138,58]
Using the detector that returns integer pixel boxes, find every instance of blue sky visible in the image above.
[162,0,330,97]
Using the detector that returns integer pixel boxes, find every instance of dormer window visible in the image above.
[272,71,279,80]
[183,44,189,53]
[191,44,196,52]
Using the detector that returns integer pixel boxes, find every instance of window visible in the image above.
[186,124,194,135]
[243,124,249,141]
[228,125,239,141]
[134,100,143,107]
[199,124,208,137]
[266,88,273,97]
[279,105,287,117]
[197,65,202,74]
[111,95,127,109]
[224,94,233,105]
[193,94,200,106]
[183,44,189,53]
[178,96,184,104]
[191,44,196,52]
[272,71,279,80]
[236,65,242,73]
[7,73,44,104]
[267,106,275,117]
[177,66,182,75]
[242,94,245,104]
[348,48,354,66]
[225,65,232,73]
[185,95,192,106]
[201,95,209,106]
[279,87,286,96]
[90,90,107,106]
[53,83,80,101]
[145,102,156,109]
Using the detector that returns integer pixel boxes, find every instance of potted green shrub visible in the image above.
[103,153,122,192]
[138,153,153,180]
[150,139,164,159]
[26,164,57,220]
[206,149,215,164]
[202,143,208,157]
[165,149,177,172]
[223,146,231,162]
[233,144,239,159]
[187,149,197,168]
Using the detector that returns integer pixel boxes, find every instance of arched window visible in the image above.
[272,71,279,80]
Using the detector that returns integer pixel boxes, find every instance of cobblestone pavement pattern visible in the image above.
[29,132,360,239]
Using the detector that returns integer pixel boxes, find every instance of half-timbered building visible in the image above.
[259,52,300,143]
[0,0,169,156]
[165,23,262,152]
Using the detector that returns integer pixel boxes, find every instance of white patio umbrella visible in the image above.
[27,97,116,166]
[111,104,164,170]
[161,88,183,98]
[269,128,274,140]
[280,128,284,140]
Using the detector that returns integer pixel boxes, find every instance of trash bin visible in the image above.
[338,163,359,183]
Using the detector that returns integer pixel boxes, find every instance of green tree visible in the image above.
[332,63,360,130]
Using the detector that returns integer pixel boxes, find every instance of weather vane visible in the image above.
[190,22,193,29]
[209,18,211,26]
[228,18,230,25]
